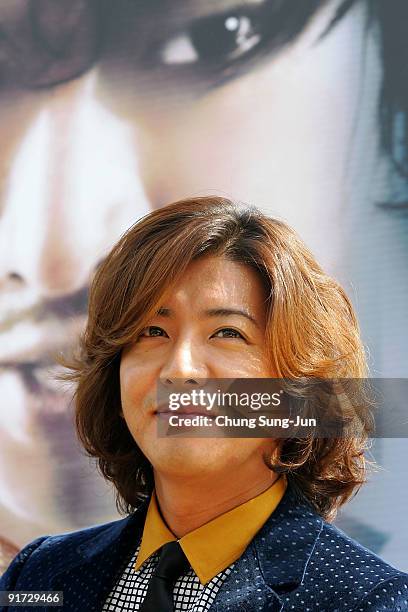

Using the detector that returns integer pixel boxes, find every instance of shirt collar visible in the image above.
[134,475,287,584]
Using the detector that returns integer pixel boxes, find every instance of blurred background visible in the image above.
[0,0,407,574]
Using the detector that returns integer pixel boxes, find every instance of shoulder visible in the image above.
[254,486,408,611]
[0,514,135,590]
[301,520,408,610]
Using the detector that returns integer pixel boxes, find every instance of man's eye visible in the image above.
[160,13,261,66]
[139,326,168,338]
[212,328,245,339]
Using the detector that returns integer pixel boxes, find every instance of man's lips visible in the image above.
[155,404,216,418]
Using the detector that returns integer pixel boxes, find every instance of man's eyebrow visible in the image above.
[155,306,259,327]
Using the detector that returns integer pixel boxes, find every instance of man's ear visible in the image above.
[270,441,282,464]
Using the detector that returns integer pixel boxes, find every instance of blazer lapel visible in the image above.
[209,485,323,612]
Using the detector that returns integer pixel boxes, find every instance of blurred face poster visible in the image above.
[0,0,407,572]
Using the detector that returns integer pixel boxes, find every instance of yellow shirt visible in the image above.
[134,475,287,585]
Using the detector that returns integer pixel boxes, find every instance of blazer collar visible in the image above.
[71,484,323,589]
[75,501,148,561]
[51,485,322,610]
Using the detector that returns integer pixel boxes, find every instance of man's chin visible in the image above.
[149,437,233,478]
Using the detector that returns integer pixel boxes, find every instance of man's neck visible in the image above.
[154,466,280,538]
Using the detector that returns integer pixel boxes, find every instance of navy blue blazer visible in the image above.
[1,485,407,611]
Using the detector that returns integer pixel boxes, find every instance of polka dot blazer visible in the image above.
[1,485,407,611]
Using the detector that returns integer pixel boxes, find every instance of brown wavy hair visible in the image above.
[64,196,372,521]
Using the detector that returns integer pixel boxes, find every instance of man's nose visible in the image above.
[160,339,209,387]
[0,78,150,299]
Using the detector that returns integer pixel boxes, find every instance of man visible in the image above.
[1,0,408,572]
[1,197,407,611]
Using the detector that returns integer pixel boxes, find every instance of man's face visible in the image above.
[120,255,278,479]
[0,0,382,540]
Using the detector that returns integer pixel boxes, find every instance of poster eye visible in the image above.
[160,13,261,66]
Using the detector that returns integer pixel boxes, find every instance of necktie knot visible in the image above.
[155,541,190,583]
